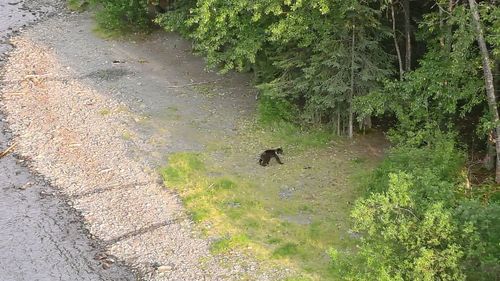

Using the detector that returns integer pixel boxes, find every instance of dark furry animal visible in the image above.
[259,148,284,166]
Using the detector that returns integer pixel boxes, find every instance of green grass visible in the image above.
[159,127,382,280]
[211,234,251,254]
[273,243,299,257]
[262,122,333,149]
[67,0,88,12]
[92,25,123,39]
[254,94,336,150]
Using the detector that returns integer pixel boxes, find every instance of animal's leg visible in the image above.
[274,155,284,164]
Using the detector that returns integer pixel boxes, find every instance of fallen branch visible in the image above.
[0,142,17,158]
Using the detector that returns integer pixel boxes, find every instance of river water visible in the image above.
[0,1,136,280]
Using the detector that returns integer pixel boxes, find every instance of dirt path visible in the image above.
[0,6,282,281]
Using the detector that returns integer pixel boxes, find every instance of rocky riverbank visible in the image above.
[0,3,285,280]
[0,0,135,280]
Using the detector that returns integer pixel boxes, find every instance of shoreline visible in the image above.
[0,0,137,279]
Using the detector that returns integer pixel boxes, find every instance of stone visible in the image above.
[157,265,172,273]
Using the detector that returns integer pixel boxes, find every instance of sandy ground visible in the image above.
[0,5,285,281]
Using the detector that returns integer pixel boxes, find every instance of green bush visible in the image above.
[257,94,299,125]
[91,0,152,33]
[367,135,464,200]
[331,138,500,280]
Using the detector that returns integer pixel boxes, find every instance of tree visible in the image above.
[261,1,391,136]
[467,0,500,183]
[389,0,404,79]
[402,0,412,71]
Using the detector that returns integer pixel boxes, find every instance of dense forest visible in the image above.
[79,0,500,279]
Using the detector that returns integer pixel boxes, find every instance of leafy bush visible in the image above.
[367,134,464,198]
[454,200,500,280]
[257,94,299,125]
[331,138,500,280]
[154,0,196,36]
[91,0,152,33]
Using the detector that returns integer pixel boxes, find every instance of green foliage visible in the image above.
[256,94,334,149]
[368,134,465,197]
[156,0,392,130]
[338,3,500,277]
[90,0,152,33]
[455,200,500,280]
[257,94,299,125]
[262,1,392,126]
[355,5,486,145]
[350,173,466,280]
[157,0,267,72]
[332,139,500,280]
[154,0,196,36]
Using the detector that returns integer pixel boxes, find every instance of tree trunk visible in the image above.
[391,0,404,79]
[348,26,355,139]
[403,0,411,71]
[468,0,500,183]
[364,116,372,129]
[484,132,496,171]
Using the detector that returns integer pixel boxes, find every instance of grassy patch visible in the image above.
[67,0,89,12]
[211,234,250,254]
[254,95,336,150]
[160,152,204,184]
[92,25,124,39]
[159,126,383,279]
[273,243,299,258]
[262,122,333,149]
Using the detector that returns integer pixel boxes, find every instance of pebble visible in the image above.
[157,265,172,272]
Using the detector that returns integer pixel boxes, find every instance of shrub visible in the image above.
[91,0,152,33]
[331,138,500,280]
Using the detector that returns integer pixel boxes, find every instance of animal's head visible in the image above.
[276,147,283,155]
